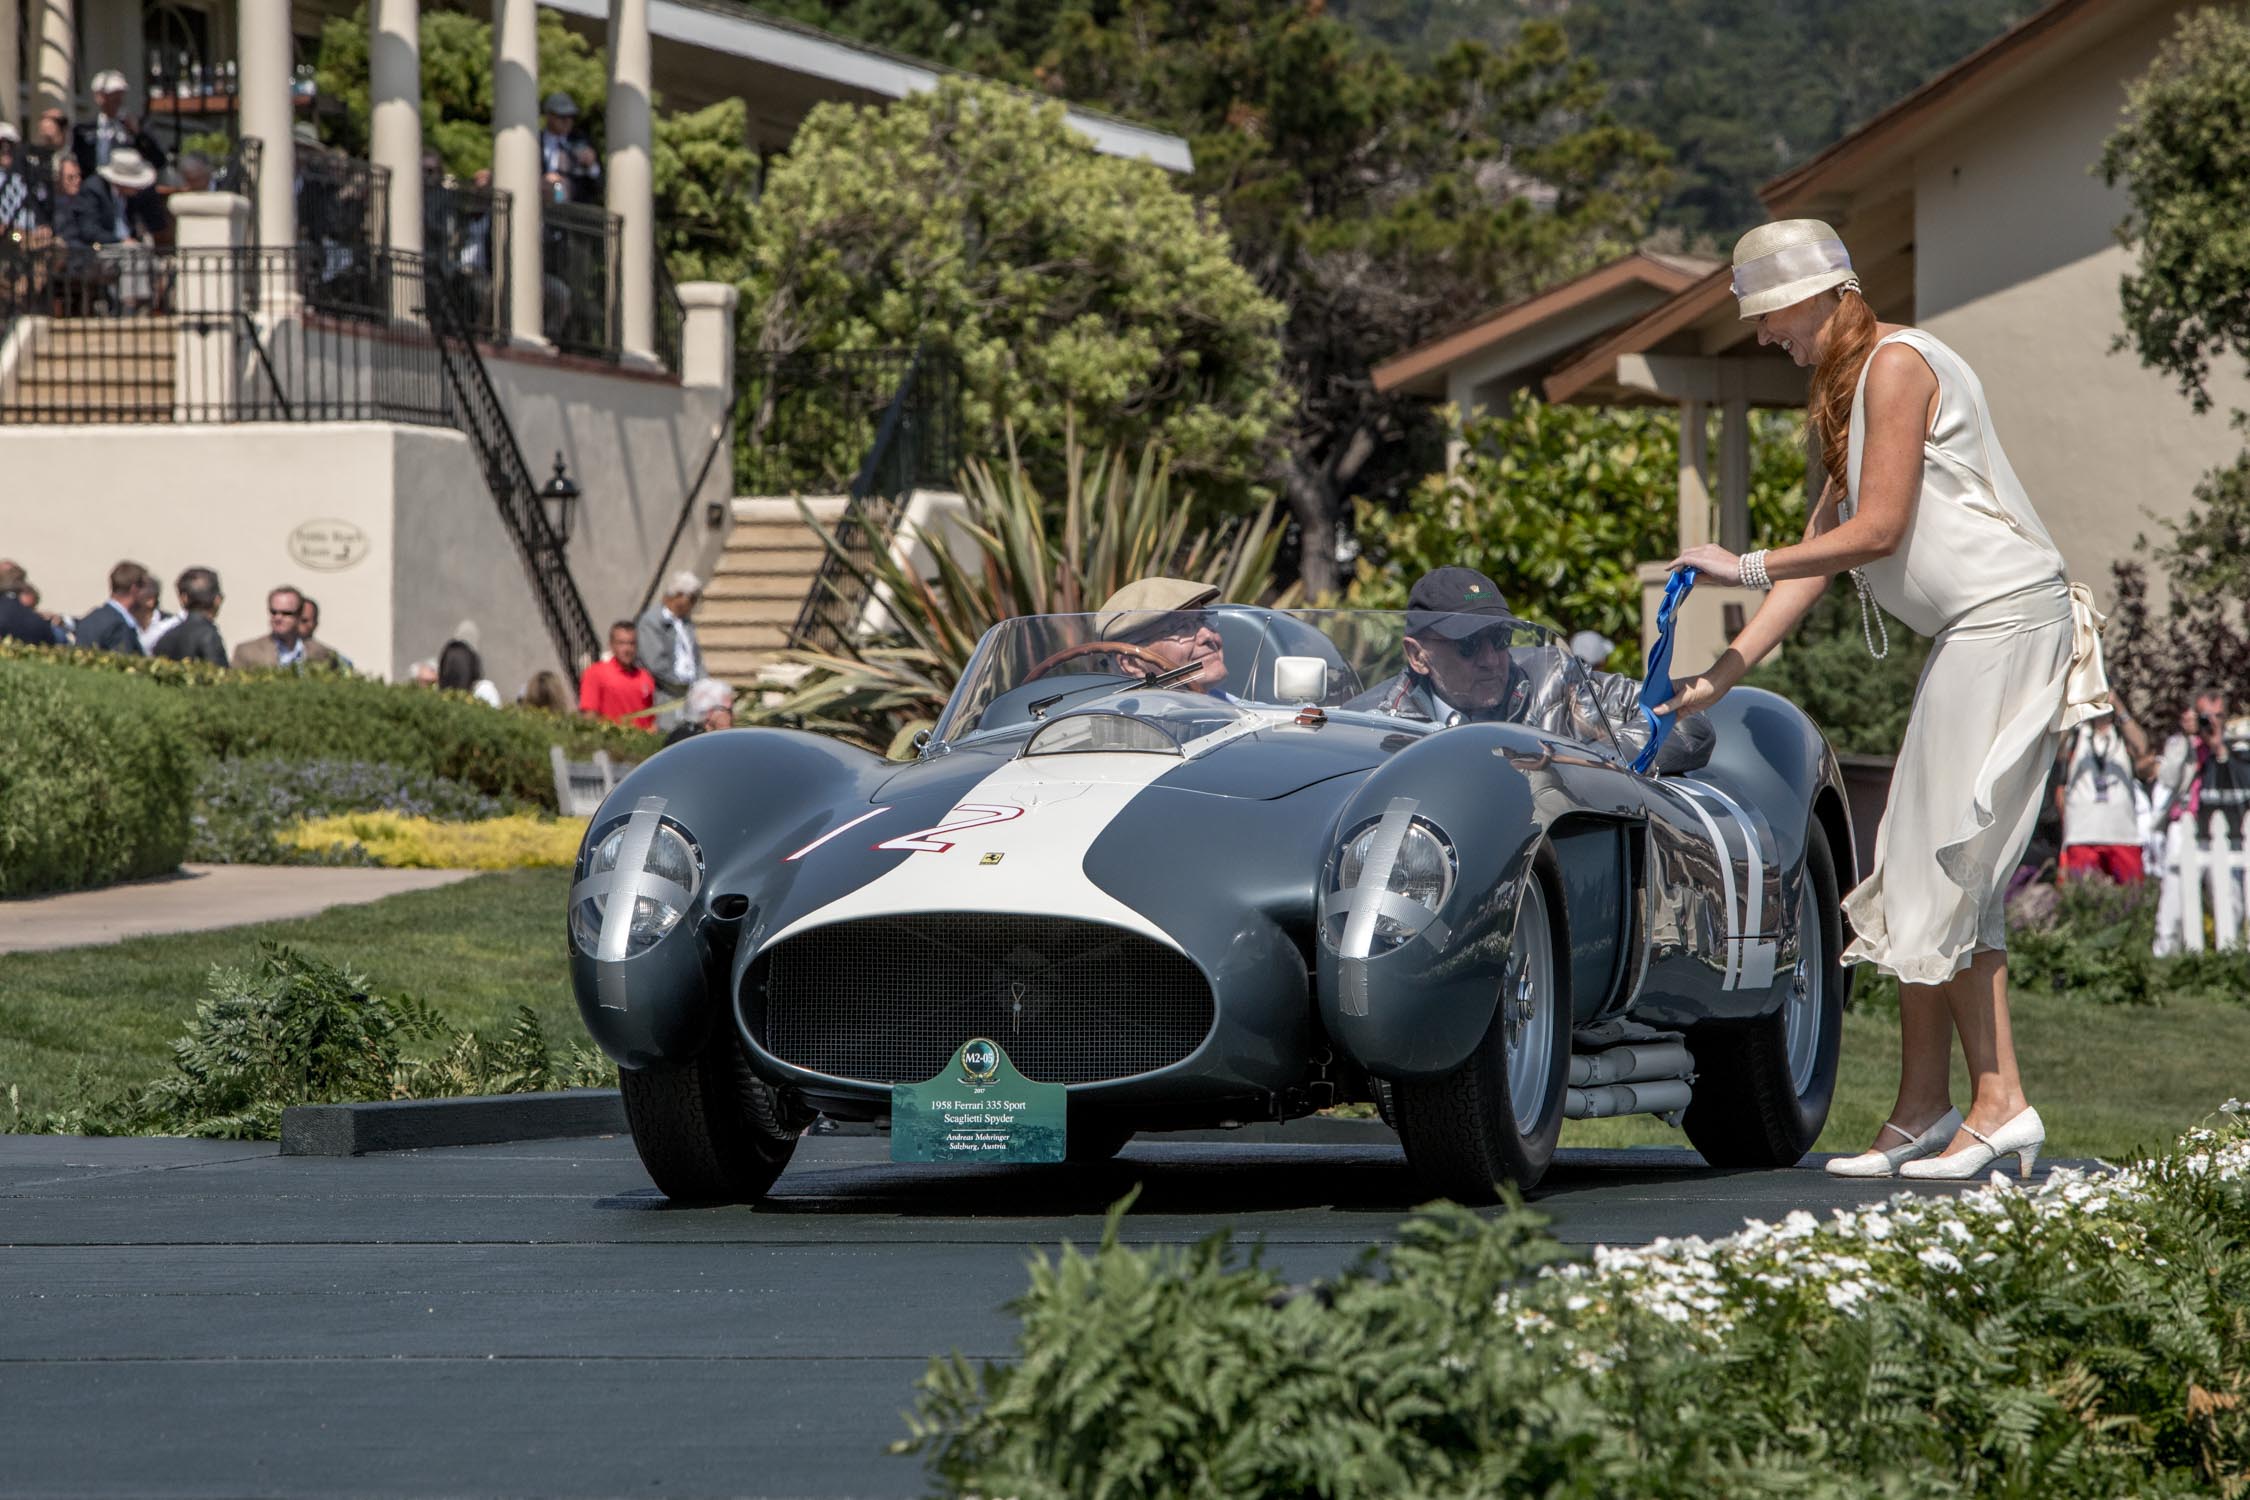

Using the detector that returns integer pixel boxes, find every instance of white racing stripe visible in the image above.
[762,753,1186,951]
[1673,781,1778,992]
[1668,786,1741,990]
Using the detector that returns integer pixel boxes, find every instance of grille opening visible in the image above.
[753,914,1215,1085]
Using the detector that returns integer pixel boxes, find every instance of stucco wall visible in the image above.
[0,423,411,675]
[1911,3,2250,610]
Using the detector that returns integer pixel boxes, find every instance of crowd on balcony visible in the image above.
[1,552,731,741]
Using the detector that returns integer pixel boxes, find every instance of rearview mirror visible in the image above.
[1272,655,1328,705]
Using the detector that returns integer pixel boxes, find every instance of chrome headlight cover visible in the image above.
[1326,812,1457,956]
[569,810,705,961]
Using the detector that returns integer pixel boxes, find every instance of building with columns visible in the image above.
[0,0,1190,694]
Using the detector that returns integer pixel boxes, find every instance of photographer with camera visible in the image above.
[2155,688,2250,840]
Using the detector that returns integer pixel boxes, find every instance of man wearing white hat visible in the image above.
[96,146,167,308]
[72,69,166,182]
[1657,216,2111,1187]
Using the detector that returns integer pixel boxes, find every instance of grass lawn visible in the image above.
[1,870,579,1122]
[5,867,2243,1158]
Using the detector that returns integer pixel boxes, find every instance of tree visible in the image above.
[2102,6,2250,603]
[743,78,1287,504]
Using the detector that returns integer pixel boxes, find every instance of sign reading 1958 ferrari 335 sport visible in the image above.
[568,606,1855,1204]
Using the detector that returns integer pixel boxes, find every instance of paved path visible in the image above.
[0,1130,2028,1498]
[0,864,478,953]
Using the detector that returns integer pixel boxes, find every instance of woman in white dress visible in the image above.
[1661,219,2111,1180]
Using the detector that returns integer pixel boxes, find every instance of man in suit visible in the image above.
[636,571,704,721]
[0,561,58,645]
[153,567,227,667]
[232,584,336,670]
[74,560,152,654]
[71,69,167,180]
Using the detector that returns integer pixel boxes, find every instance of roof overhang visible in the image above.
[1371,252,1714,399]
[540,0,1195,172]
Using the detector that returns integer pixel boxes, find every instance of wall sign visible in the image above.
[287,519,371,572]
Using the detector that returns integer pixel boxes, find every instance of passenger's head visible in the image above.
[686,677,735,731]
[1094,578,1227,694]
[1402,567,1517,713]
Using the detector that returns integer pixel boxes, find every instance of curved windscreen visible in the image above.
[932,608,1625,755]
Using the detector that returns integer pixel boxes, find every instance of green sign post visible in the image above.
[890,1038,1067,1164]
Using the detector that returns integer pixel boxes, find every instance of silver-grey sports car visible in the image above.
[569,606,1855,1203]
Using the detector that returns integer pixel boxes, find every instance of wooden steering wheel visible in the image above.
[1023,639,1174,682]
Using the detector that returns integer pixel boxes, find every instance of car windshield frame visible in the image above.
[930,609,1627,758]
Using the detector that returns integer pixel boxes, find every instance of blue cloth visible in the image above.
[1633,568,1697,774]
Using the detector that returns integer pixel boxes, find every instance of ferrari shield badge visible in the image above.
[890,1038,1066,1164]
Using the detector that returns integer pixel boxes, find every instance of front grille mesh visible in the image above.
[755,914,1214,1085]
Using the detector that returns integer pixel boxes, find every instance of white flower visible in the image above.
[1917,1247,1963,1274]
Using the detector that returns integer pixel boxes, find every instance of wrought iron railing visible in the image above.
[787,349,963,653]
[296,148,390,261]
[653,254,684,374]
[423,266,600,672]
[423,177,510,344]
[543,200,620,363]
[736,347,962,498]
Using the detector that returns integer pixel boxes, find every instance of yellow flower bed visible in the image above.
[281,811,588,870]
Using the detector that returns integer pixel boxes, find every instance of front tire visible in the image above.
[1393,858,1570,1202]
[1681,819,1846,1167]
[619,1026,802,1202]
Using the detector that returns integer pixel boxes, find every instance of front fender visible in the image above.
[1317,723,1548,1079]
[571,727,889,1070]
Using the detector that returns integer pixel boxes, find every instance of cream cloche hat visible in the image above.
[1731,218,1861,319]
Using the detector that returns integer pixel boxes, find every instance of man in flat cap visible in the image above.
[1354,566,1714,775]
[1091,578,1236,699]
[539,93,601,204]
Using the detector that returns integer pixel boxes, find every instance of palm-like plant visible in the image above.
[751,425,1297,754]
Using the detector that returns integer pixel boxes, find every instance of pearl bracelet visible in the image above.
[1740,549,1773,590]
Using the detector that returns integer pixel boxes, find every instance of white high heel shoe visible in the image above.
[1899,1106,2045,1180]
[1823,1108,1963,1178]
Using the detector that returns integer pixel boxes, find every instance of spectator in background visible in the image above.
[579,619,655,726]
[97,147,169,312]
[437,638,502,706]
[0,123,50,241]
[134,568,181,652]
[233,584,334,669]
[637,571,703,722]
[409,657,440,687]
[297,595,352,672]
[2055,705,2150,883]
[49,155,118,315]
[538,94,601,204]
[153,566,227,666]
[71,69,167,179]
[74,560,150,654]
[519,669,575,716]
[0,561,58,645]
[172,151,214,195]
[663,678,736,747]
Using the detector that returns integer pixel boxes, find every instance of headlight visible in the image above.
[1329,813,1456,956]
[570,815,703,960]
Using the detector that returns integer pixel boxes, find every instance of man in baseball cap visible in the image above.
[73,67,166,180]
[1091,578,1233,697]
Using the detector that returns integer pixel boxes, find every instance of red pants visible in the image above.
[2060,843,2145,883]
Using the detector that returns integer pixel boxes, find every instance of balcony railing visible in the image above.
[542,200,619,363]
[423,177,511,345]
[737,348,964,497]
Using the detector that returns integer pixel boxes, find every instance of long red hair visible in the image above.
[1806,289,1878,497]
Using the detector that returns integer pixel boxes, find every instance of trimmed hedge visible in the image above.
[0,663,194,896]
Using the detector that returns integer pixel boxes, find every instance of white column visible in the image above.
[1718,396,1751,553]
[1676,398,1711,552]
[606,0,655,360]
[238,0,295,250]
[33,0,74,119]
[0,0,21,128]
[171,192,251,419]
[369,0,422,262]
[492,0,543,345]
[676,281,736,391]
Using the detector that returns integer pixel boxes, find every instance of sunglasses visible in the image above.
[1440,632,1511,660]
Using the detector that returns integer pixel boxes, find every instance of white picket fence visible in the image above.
[2159,819,2250,953]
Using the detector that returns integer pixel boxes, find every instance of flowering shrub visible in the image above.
[280,811,586,869]
[188,756,519,865]
[904,1105,2250,1497]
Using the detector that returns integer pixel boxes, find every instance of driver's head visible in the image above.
[1402,567,1517,713]
[1094,578,1228,694]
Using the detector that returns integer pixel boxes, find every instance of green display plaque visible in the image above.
[890,1038,1066,1164]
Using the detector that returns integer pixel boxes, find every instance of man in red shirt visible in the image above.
[578,619,656,725]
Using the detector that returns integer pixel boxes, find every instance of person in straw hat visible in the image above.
[1658,219,2111,1182]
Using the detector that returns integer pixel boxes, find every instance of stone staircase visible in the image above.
[699,496,848,682]
[1,317,177,423]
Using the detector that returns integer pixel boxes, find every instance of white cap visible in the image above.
[0,122,18,144]
[1731,219,1861,319]
[666,570,704,598]
[91,68,129,94]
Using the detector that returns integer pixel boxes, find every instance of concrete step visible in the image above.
[702,573,810,602]
[734,495,848,524]
[699,620,794,652]
[0,405,174,423]
[699,596,802,627]
[715,545,829,576]
[38,325,177,352]
[23,353,176,379]
[726,520,834,551]
[704,645,791,682]
[20,368,175,390]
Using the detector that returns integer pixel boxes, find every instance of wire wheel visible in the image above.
[1502,881,1559,1136]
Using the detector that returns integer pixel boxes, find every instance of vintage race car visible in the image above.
[569,607,1855,1203]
